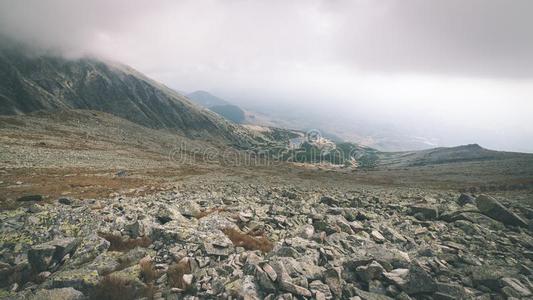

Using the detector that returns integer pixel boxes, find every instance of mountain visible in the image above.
[209,104,245,123]
[376,143,533,168]
[186,90,246,124]
[0,46,255,146]
[186,90,230,107]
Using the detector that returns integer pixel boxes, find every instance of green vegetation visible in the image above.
[281,141,379,168]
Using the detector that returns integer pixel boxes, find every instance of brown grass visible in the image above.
[167,258,192,290]
[222,227,274,253]
[98,232,152,252]
[0,165,211,211]
[139,257,158,283]
[90,274,153,300]
[194,207,225,219]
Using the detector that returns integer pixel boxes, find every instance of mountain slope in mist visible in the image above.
[0,47,255,145]
[186,90,246,124]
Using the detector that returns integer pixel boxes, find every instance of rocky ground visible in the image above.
[1,176,533,300]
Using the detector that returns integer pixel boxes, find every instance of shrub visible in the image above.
[98,232,152,252]
[139,257,158,283]
[90,275,149,300]
[194,207,225,219]
[222,227,273,253]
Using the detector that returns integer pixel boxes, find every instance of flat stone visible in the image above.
[409,205,438,220]
[476,195,527,227]
[350,287,393,300]
[500,277,531,297]
[370,230,385,243]
[471,265,510,290]
[383,268,409,286]
[309,280,333,299]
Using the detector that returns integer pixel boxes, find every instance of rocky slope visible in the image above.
[1,177,532,299]
[0,46,254,146]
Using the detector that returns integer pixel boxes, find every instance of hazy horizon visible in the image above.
[1,0,532,152]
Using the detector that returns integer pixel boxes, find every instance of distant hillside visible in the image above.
[0,46,256,146]
[210,104,245,123]
[377,143,533,168]
[186,90,230,107]
[186,90,246,124]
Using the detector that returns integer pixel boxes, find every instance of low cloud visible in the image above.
[1,0,532,151]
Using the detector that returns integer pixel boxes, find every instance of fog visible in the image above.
[1,0,532,152]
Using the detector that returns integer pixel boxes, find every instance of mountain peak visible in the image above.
[0,49,254,146]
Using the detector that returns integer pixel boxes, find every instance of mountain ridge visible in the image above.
[0,47,255,146]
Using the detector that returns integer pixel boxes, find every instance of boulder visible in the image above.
[58,198,73,205]
[409,205,438,220]
[457,194,476,206]
[324,267,342,297]
[178,200,201,218]
[470,265,511,291]
[476,195,527,227]
[356,261,385,282]
[28,238,79,272]
[501,277,532,298]
[402,261,436,295]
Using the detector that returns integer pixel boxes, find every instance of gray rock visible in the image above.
[178,200,201,218]
[500,277,531,297]
[309,280,333,299]
[409,205,438,220]
[324,267,343,297]
[435,282,468,299]
[348,246,410,271]
[476,195,528,227]
[370,230,385,243]
[320,196,340,207]
[241,275,260,300]
[383,268,409,287]
[124,220,142,238]
[116,170,128,177]
[28,244,56,272]
[28,238,79,272]
[29,287,84,300]
[349,286,393,300]
[58,197,73,205]
[203,232,234,257]
[356,261,385,282]
[256,266,276,292]
[457,194,476,206]
[402,261,436,294]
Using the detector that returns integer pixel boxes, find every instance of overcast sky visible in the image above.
[1,0,532,151]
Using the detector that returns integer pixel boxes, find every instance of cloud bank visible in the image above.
[1,0,532,151]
